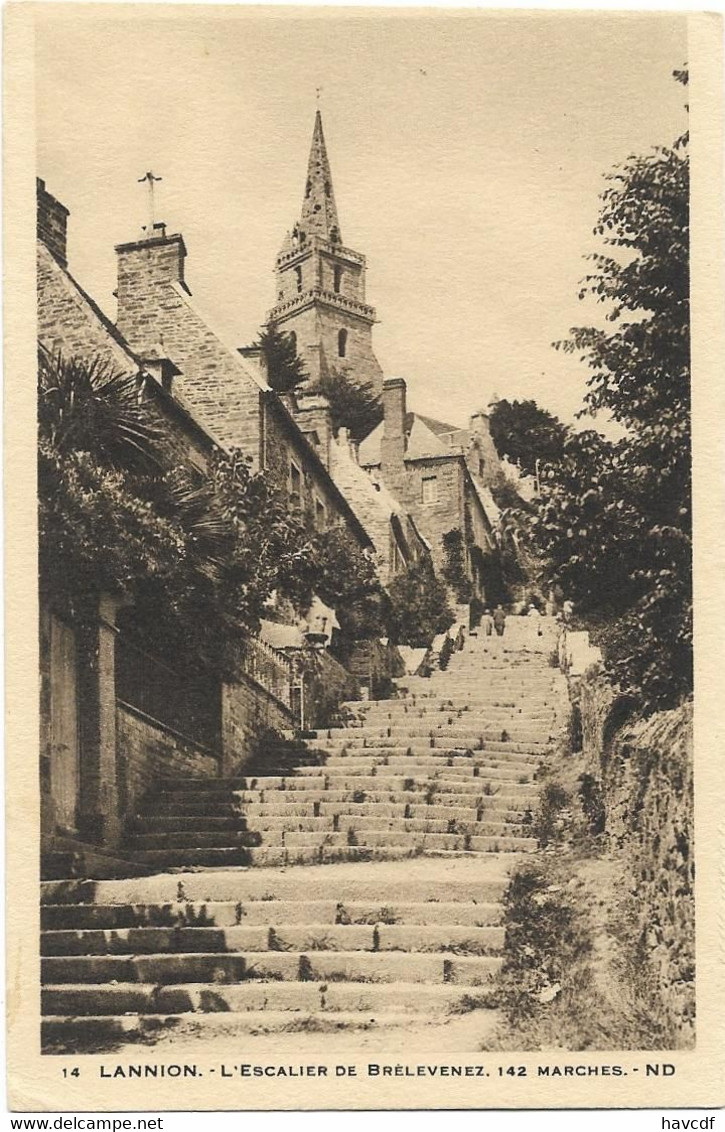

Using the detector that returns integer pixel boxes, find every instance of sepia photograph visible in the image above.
[5,2,724,1113]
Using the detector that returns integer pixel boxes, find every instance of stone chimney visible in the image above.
[37,178,69,267]
[295,394,333,470]
[469,409,489,435]
[381,377,407,480]
[115,226,187,354]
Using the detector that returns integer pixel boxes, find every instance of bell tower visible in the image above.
[268,111,383,392]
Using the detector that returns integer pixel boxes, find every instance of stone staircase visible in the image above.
[40,620,567,1052]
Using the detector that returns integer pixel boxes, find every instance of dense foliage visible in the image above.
[536,73,690,711]
[386,557,454,648]
[38,348,325,675]
[489,399,568,478]
[441,528,474,604]
[311,368,383,441]
[253,321,307,394]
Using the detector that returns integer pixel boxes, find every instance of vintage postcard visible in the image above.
[4,3,724,1113]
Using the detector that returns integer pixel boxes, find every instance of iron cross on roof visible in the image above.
[137,170,163,234]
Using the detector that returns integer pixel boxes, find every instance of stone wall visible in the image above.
[576,672,695,1044]
[298,649,359,728]
[116,703,219,821]
[346,639,404,699]
[221,675,295,776]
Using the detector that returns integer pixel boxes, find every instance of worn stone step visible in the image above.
[41,1011,460,1050]
[148,791,534,815]
[288,761,539,779]
[125,843,515,871]
[129,817,528,846]
[323,726,551,743]
[131,811,528,836]
[42,863,512,907]
[128,829,534,859]
[41,922,505,957]
[154,775,538,796]
[42,979,486,1018]
[41,899,503,931]
[316,746,544,763]
[43,949,502,986]
[240,801,529,821]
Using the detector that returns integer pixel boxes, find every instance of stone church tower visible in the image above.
[267,111,383,392]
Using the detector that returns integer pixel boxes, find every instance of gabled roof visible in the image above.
[358,410,462,467]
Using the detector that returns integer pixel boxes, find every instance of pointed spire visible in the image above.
[298,110,341,243]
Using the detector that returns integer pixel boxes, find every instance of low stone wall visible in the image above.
[221,674,295,776]
[116,702,219,821]
[575,672,695,1045]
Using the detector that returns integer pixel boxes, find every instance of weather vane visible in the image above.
[137,170,162,234]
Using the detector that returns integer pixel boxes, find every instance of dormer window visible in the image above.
[338,329,347,358]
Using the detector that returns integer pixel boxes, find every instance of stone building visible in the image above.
[36,181,368,874]
[266,111,384,392]
[358,377,501,600]
[114,220,371,547]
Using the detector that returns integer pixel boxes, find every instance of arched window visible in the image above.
[295,266,302,293]
[338,329,347,358]
[333,266,342,293]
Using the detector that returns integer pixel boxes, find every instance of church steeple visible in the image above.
[299,111,341,243]
[267,110,383,393]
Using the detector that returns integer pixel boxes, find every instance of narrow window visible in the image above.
[295,266,302,293]
[289,330,297,353]
[422,475,438,504]
[479,458,485,478]
[333,266,342,293]
[290,461,302,504]
[338,328,347,358]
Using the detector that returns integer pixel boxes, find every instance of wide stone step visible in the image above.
[321,727,553,743]
[125,843,515,871]
[41,922,505,957]
[148,796,531,819]
[288,760,538,779]
[238,801,529,821]
[131,826,534,850]
[41,899,503,931]
[153,776,537,798]
[42,979,485,1017]
[42,1010,468,1050]
[131,816,529,841]
[133,802,529,828]
[312,736,551,752]
[42,865,511,906]
[42,950,502,986]
[209,787,538,807]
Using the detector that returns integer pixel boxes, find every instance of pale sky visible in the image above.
[35,9,688,431]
